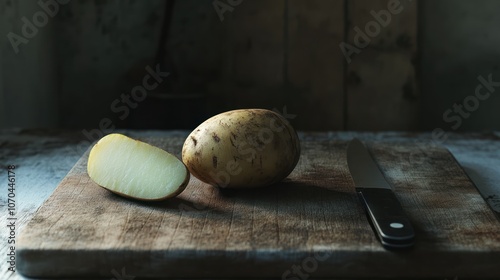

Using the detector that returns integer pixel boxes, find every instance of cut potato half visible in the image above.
[87,133,189,201]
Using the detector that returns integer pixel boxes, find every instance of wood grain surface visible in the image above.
[0,129,88,280]
[15,134,500,279]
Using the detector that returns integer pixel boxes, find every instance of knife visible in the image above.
[460,162,500,217]
[347,138,415,249]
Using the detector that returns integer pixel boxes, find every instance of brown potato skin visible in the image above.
[182,109,301,188]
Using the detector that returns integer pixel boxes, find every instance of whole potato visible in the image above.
[182,109,300,188]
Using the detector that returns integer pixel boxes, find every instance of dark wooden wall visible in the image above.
[1,0,419,131]
[165,0,419,130]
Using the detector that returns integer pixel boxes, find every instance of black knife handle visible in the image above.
[357,188,415,249]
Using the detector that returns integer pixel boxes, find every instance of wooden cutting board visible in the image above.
[17,135,500,279]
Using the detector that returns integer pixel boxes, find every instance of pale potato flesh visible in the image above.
[88,134,189,200]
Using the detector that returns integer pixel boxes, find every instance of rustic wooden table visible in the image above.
[1,129,500,280]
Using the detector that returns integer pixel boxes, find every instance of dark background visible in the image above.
[1,0,499,131]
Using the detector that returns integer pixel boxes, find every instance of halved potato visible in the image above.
[87,133,189,201]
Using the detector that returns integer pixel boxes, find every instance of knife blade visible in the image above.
[347,138,415,249]
[460,162,500,217]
